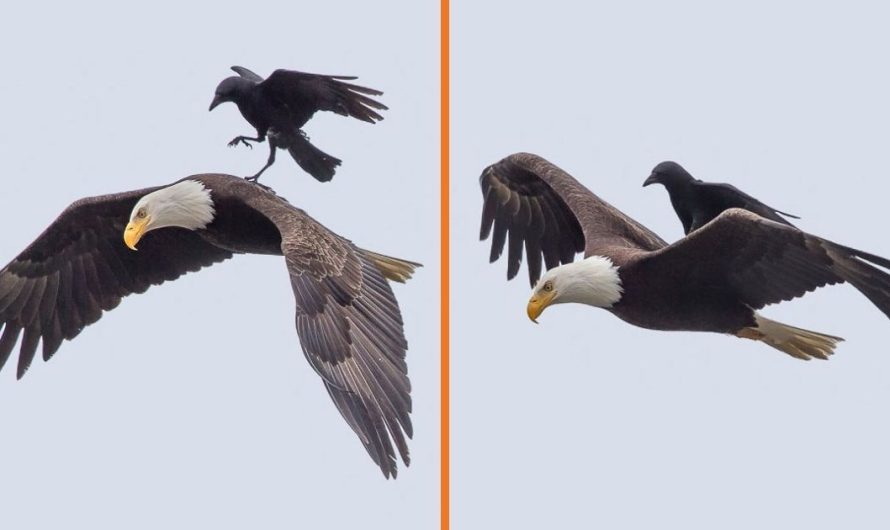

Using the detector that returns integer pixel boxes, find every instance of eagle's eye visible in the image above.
[136,208,147,219]
[543,281,553,292]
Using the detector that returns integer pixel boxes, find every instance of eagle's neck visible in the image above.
[552,256,623,308]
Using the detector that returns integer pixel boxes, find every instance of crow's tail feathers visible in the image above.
[284,132,342,183]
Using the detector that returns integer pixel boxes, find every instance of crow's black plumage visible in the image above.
[643,161,799,234]
[209,66,387,183]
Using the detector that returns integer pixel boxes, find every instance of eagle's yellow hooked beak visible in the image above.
[527,290,556,323]
[124,217,150,251]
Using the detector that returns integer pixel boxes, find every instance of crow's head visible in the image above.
[209,76,253,111]
[643,161,695,188]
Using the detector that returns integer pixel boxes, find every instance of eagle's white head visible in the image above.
[526,255,623,322]
[124,180,216,250]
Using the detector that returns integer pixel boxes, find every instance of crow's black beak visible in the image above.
[208,95,222,111]
[643,173,659,187]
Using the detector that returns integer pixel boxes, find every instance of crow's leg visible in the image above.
[245,144,277,182]
[228,135,264,149]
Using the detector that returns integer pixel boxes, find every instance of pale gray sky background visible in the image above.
[454,1,890,528]
[0,1,438,528]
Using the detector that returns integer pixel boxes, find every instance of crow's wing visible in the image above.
[258,69,387,127]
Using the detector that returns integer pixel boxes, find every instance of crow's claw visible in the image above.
[228,136,253,149]
[243,176,275,193]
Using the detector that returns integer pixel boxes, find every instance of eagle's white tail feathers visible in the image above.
[362,250,421,283]
[738,314,844,361]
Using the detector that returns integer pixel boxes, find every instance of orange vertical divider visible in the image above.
[440,0,450,528]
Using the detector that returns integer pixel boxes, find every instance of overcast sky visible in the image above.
[9,1,890,528]
[0,1,438,528]
[454,1,890,528]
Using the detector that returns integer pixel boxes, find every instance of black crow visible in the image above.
[209,66,387,183]
[643,161,799,234]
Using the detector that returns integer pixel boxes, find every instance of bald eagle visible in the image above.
[0,175,418,478]
[480,153,890,360]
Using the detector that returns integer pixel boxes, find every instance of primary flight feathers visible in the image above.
[209,66,387,183]
[0,176,419,478]
[480,153,890,360]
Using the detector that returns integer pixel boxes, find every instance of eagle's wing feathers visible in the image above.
[251,197,412,478]
[0,189,233,378]
[644,208,890,316]
[480,153,666,287]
